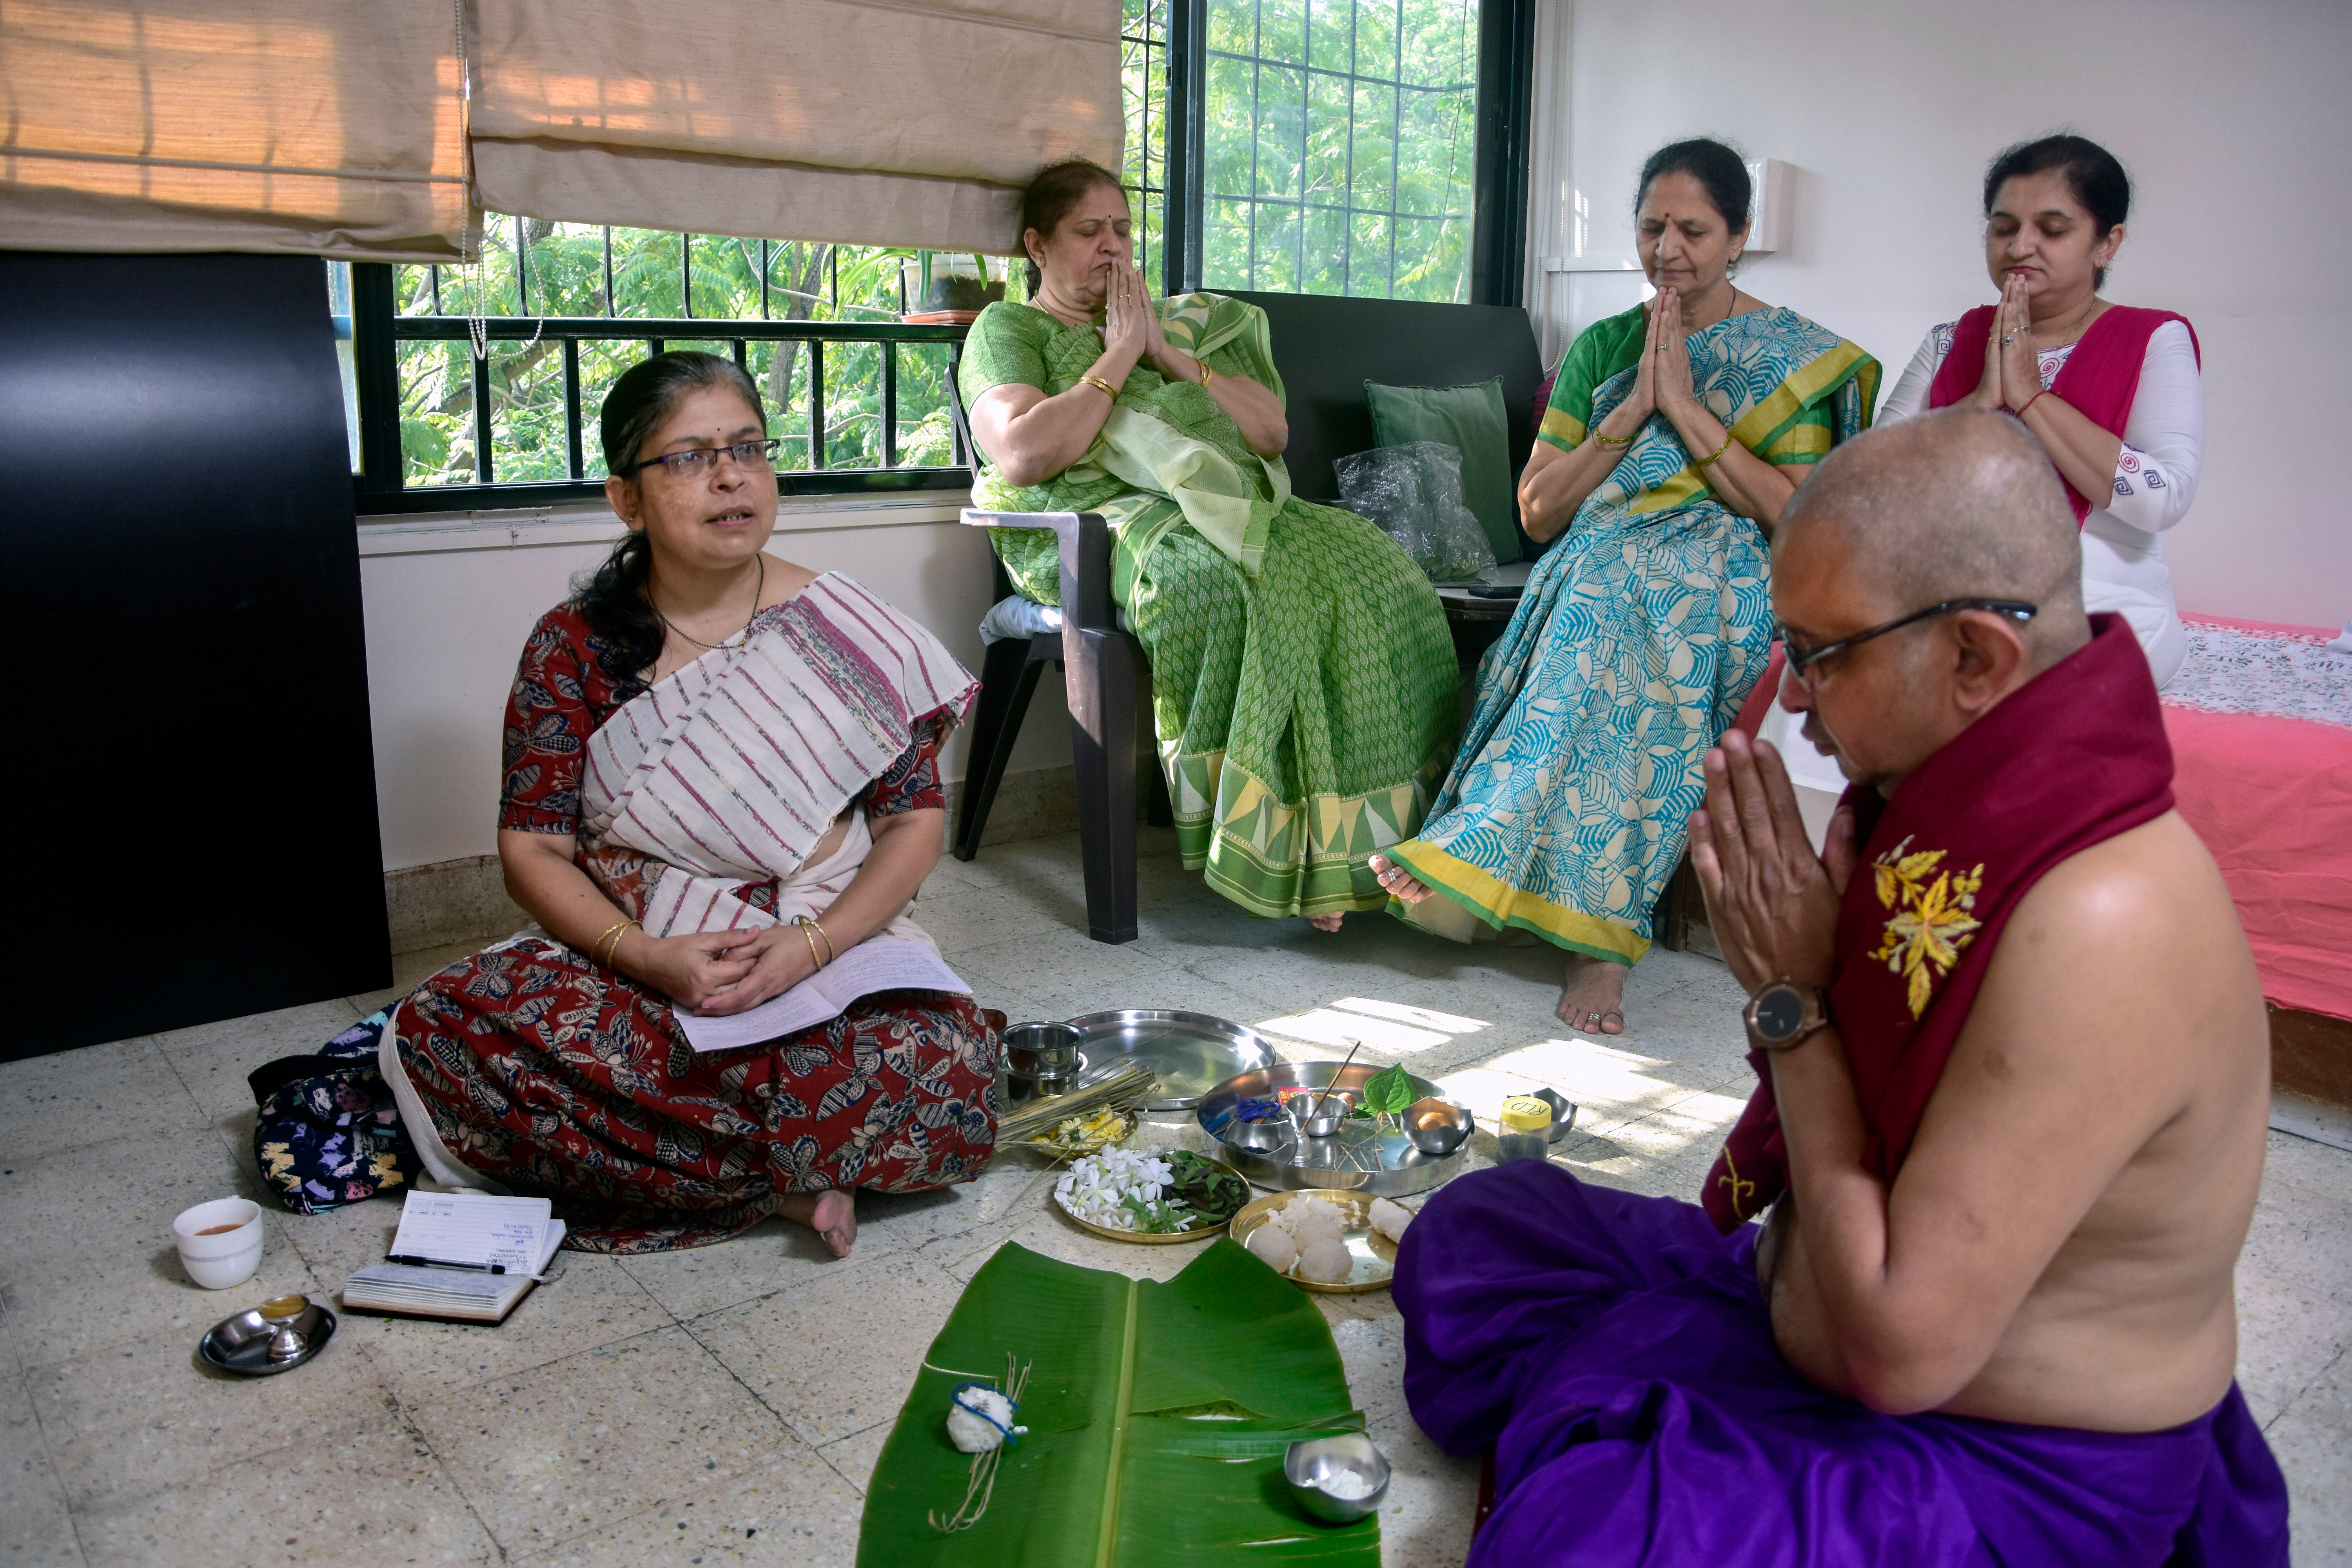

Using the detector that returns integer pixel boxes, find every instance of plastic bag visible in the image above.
[1334,441,1497,582]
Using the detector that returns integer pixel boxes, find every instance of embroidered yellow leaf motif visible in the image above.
[1867,837,1986,1018]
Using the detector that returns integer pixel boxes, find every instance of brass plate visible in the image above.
[1228,1189,1408,1294]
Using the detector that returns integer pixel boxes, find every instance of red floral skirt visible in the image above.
[390,936,1001,1252]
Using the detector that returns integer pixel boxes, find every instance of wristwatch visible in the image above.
[1743,980,1831,1053]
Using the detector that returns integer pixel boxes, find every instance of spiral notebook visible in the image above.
[341,1192,566,1324]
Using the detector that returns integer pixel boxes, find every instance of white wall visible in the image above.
[359,494,1073,872]
[1535,0,2351,628]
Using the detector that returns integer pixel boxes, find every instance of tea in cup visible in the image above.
[172,1198,263,1289]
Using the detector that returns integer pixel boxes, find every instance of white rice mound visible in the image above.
[1296,1235,1354,1284]
[1246,1221,1299,1271]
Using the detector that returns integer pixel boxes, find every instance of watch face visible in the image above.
[1754,986,1805,1040]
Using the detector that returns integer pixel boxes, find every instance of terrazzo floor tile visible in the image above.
[688,1253,966,1449]
[0,1362,82,1568]
[28,1321,410,1515]
[406,1325,799,1557]
[149,1000,367,1122]
[2265,1350,2348,1566]
[812,1419,892,1495]
[0,1131,311,1367]
[0,1038,205,1168]
[71,1432,495,1568]
[499,1445,865,1568]
[611,1222,874,1324]
[2238,1276,2348,1428]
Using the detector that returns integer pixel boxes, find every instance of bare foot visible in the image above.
[1556,953,1628,1034]
[1368,853,1436,904]
[1308,912,1345,932]
[778,1189,857,1257]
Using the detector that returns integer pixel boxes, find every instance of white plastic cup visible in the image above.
[172,1198,264,1290]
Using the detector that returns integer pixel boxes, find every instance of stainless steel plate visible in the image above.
[1062,1010,1277,1111]
[199,1302,336,1376]
[1198,1062,1468,1196]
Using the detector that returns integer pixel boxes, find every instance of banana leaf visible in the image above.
[857,1239,1380,1566]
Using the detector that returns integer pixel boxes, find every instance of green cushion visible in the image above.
[1365,375,1518,564]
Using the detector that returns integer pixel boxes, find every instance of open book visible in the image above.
[673,936,971,1053]
[341,1192,566,1325]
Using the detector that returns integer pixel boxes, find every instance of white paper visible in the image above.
[387,1192,561,1274]
[674,937,971,1053]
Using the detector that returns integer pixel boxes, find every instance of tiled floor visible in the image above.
[4,826,2345,1566]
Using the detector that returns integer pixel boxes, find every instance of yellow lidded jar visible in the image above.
[1496,1095,1552,1161]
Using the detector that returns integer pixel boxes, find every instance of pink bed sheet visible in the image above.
[2165,616,2352,1021]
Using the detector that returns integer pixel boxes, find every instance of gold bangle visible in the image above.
[597,919,639,969]
[1692,430,1736,470]
[795,920,825,971]
[795,914,837,965]
[591,919,629,965]
[1594,429,1635,448]
[1197,360,1213,388]
[1079,374,1120,401]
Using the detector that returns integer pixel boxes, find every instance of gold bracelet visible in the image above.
[591,919,630,965]
[795,920,825,971]
[795,913,837,965]
[1197,360,1214,388]
[597,919,639,969]
[1080,374,1120,401]
[1692,430,1736,470]
[1594,429,1635,448]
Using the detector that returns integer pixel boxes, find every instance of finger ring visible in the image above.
[2001,334,2014,345]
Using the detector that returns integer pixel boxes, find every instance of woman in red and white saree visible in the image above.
[384,352,998,1256]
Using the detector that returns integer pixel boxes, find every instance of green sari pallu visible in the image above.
[960,294,1458,918]
[1388,304,1879,963]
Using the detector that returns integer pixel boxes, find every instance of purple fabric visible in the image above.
[1394,1163,2289,1567]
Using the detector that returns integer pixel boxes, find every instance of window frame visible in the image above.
[1148,0,1530,305]
[349,257,974,517]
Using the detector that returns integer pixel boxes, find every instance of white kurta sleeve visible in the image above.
[1877,325,1950,425]
[2102,320,2202,535]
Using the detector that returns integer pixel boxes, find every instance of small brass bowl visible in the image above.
[1402,1097,1474,1157]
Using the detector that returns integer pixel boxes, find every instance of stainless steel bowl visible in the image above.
[1289,1088,1356,1139]
[1403,1096,1474,1156]
[1526,1087,1578,1143]
[1002,1020,1084,1077]
[1227,1118,1294,1155]
[1284,1432,1391,1523]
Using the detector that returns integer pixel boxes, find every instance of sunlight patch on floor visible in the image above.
[1482,1038,1716,1114]
[1327,997,1490,1033]
[1254,1007,1453,1053]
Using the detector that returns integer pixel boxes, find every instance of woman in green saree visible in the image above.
[963,161,1457,926]
[1374,140,1880,1029]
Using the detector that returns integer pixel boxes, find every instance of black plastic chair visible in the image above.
[946,378,1169,945]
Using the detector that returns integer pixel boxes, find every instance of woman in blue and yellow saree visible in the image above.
[1375,140,1878,1030]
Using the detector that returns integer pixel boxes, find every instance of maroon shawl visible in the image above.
[1701,615,2175,1232]
[1927,304,2200,524]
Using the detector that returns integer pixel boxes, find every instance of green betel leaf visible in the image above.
[857,1240,1379,1566]
[1361,1063,1416,1117]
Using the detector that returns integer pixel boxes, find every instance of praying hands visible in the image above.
[1686,730,1856,996]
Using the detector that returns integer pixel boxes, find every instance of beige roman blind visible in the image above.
[0,0,473,261]
[469,0,1123,254]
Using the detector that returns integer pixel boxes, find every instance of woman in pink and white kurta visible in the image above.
[384,352,998,1256]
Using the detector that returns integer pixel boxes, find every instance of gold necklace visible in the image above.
[2033,295,2101,352]
[654,555,765,652]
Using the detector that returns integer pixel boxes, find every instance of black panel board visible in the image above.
[2,252,392,1060]
[1230,290,1545,554]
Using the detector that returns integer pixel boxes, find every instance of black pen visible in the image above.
[386,1254,507,1274]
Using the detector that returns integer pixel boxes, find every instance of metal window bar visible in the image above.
[355,301,971,514]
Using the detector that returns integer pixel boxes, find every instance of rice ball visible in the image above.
[1286,1198,1347,1247]
[1296,1236,1354,1285]
[1368,1197,1413,1244]
[1247,1221,1299,1272]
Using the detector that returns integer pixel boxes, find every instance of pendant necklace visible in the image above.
[655,555,765,652]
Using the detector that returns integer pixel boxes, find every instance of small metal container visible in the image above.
[1002,1020,1084,1078]
[200,1298,336,1377]
[1227,1118,1294,1156]
[1284,1433,1391,1523]
[1526,1087,1578,1143]
[1289,1090,1353,1140]
[1402,1097,1474,1156]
